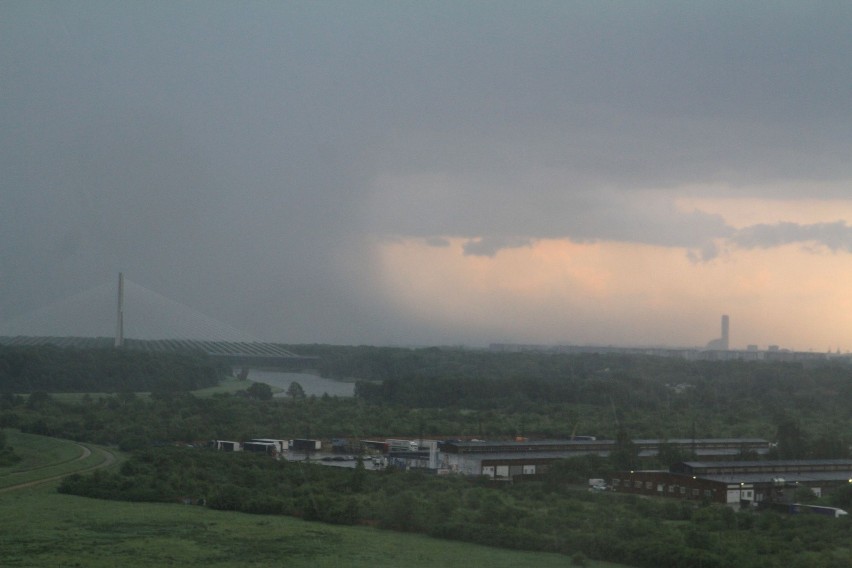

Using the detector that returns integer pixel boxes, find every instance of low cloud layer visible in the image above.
[459,219,852,261]
[731,221,852,253]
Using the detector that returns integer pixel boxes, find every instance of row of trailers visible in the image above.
[211,438,322,457]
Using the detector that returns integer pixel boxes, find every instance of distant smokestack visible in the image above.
[115,272,124,348]
[721,314,729,350]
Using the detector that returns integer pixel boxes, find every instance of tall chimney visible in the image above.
[721,314,729,350]
[115,272,124,348]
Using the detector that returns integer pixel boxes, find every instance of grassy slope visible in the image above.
[0,487,627,568]
[0,431,115,489]
[0,431,626,567]
[192,376,257,397]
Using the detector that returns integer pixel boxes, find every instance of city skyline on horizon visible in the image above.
[0,280,833,354]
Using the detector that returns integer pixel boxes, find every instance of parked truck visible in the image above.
[768,503,848,518]
[792,504,848,518]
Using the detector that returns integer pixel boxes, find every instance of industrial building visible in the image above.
[436,438,769,478]
[211,438,315,457]
[612,459,852,509]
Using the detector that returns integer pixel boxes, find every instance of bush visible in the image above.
[246,382,273,401]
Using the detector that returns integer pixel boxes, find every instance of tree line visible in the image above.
[0,345,225,393]
[2,348,851,459]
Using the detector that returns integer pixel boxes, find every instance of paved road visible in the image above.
[0,442,116,494]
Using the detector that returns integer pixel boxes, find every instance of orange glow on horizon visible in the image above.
[375,236,852,352]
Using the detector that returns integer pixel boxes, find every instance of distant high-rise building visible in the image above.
[706,314,730,350]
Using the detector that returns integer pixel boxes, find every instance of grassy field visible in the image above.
[0,431,116,490]
[2,430,83,472]
[0,431,627,567]
[0,485,628,567]
[41,377,265,402]
[43,376,255,402]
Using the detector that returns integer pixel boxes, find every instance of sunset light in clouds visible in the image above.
[376,193,852,352]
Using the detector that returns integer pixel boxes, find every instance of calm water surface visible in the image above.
[249,370,355,397]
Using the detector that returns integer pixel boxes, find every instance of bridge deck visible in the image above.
[0,336,315,367]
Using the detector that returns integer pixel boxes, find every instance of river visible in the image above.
[248,370,356,398]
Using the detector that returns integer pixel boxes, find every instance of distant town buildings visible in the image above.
[489,342,831,362]
[490,314,843,363]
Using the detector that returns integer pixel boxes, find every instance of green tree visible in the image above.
[0,429,19,466]
[775,417,808,459]
[793,486,818,503]
[286,381,306,400]
[351,455,367,492]
[246,382,273,401]
[811,430,848,459]
[611,427,639,471]
[657,439,687,468]
[828,483,852,509]
[26,391,52,410]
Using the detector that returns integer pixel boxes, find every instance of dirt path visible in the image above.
[0,443,117,494]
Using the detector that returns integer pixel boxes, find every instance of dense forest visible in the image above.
[0,345,225,393]
[1,345,851,455]
[299,345,852,453]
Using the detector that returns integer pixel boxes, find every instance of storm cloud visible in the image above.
[3,2,852,346]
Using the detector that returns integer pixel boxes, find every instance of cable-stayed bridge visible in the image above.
[0,276,313,368]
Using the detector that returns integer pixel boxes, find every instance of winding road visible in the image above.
[0,442,117,494]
